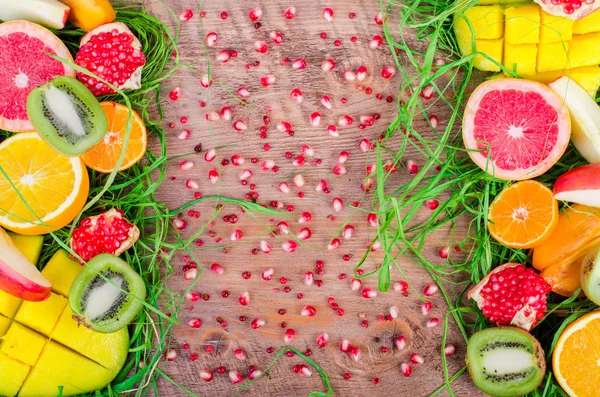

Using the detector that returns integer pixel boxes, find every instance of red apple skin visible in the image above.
[554,163,600,196]
[0,259,51,301]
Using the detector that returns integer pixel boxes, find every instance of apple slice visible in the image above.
[0,227,51,302]
[548,76,600,164]
[554,163,600,207]
[0,0,70,30]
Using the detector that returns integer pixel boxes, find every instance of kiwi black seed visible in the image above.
[466,327,545,397]
[26,76,107,156]
[69,253,146,333]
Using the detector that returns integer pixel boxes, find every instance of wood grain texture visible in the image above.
[145,0,484,395]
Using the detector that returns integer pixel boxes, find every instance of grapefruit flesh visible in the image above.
[0,20,75,133]
[463,79,571,181]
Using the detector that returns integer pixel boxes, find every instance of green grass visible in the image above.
[369,0,598,396]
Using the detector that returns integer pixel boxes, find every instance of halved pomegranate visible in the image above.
[70,209,140,262]
[75,22,145,96]
[534,0,600,19]
[468,263,551,331]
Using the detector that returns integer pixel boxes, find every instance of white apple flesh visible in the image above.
[0,0,70,30]
[548,76,600,164]
[554,163,600,207]
[0,227,51,301]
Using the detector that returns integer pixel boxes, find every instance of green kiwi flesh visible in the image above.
[581,246,600,305]
[26,76,107,156]
[466,327,545,397]
[69,253,146,333]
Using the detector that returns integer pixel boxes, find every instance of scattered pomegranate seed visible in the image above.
[356,65,368,81]
[359,138,372,152]
[284,328,296,343]
[316,333,329,348]
[261,160,275,171]
[426,199,440,210]
[186,292,200,302]
[205,32,218,47]
[350,278,362,291]
[410,353,424,365]
[338,115,353,127]
[323,7,334,21]
[269,31,284,44]
[284,6,297,18]
[327,125,338,137]
[304,271,315,286]
[362,288,377,299]
[229,370,243,384]
[278,222,290,234]
[332,197,343,212]
[381,66,396,79]
[260,75,276,87]
[249,7,262,21]
[188,318,202,328]
[444,344,456,357]
[349,346,361,361]
[343,70,356,82]
[251,318,266,329]
[262,268,274,280]
[293,155,305,167]
[407,159,419,174]
[374,11,384,24]
[216,49,230,63]
[282,240,298,252]
[395,336,407,351]
[426,318,439,328]
[421,85,435,99]
[370,35,383,49]
[309,112,321,127]
[208,169,219,184]
[327,238,341,250]
[259,240,271,254]
[297,227,312,240]
[239,169,253,181]
[429,115,439,129]
[290,88,303,104]
[238,292,250,306]
[423,284,439,297]
[179,161,193,171]
[177,129,190,140]
[321,59,335,72]
[179,9,193,21]
[332,164,346,175]
[248,369,261,380]
[292,58,307,69]
[301,305,317,317]
[421,301,432,316]
[390,306,399,319]
[210,263,224,275]
[169,87,180,101]
[401,363,413,377]
[254,40,268,53]
[342,225,354,240]
[439,246,449,259]
[340,338,351,352]
[234,348,247,360]
[199,369,213,381]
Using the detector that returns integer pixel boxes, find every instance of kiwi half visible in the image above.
[69,253,146,333]
[466,327,545,397]
[27,76,107,156]
[581,246,600,304]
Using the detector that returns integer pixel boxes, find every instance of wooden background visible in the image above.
[148,0,484,395]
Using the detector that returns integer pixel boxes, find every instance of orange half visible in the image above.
[488,180,558,249]
[81,102,147,173]
[553,311,600,397]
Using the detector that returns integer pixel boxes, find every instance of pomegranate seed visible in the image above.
[401,363,413,377]
[199,369,213,381]
[261,160,275,171]
[179,9,193,21]
[390,306,399,319]
[426,318,439,328]
[343,70,356,82]
[239,169,253,180]
[269,31,284,44]
[315,179,327,192]
[231,154,244,166]
[331,197,344,212]
[251,318,266,329]
[262,268,274,281]
[284,6,296,19]
[259,240,272,254]
[282,240,297,252]
[205,32,218,47]
[310,112,321,127]
[356,65,367,81]
[426,199,439,210]
[393,281,408,293]
[338,115,353,127]
[220,106,232,121]
[234,348,247,360]
[350,346,361,361]
[278,222,290,234]
[292,58,307,70]
[299,212,312,223]
[439,246,449,258]
[186,292,200,302]
[366,213,377,228]
[316,333,329,347]
[177,129,190,140]
[374,11,384,24]
[260,75,276,87]
[216,49,230,63]
[293,156,305,167]
[421,301,432,316]
[304,271,315,286]
[169,87,180,101]
[173,219,187,230]
[410,353,424,365]
[322,59,335,72]
[184,267,198,281]
[343,373,351,380]
[284,328,296,342]
[429,114,439,129]
[362,288,377,298]
[290,88,303,104]
[210,263,224,275]
[342,225,354,239]
[350,278,362,291]
[445,344,456,357]
[421,85,435,99]
[275,182,289,194]
[370,35,383,49]
[233,120,247,132]
[185,180,198,189]
[203,149,215,162]
[340,338,351,353]
[297,227,312,240]
[320,95,332,109]
[208,169,219,184]
[301,305,317,317]
[188,318,202,328]
[381,66,396,78]
[277,121,292,133]
[424,284,438,297]
[179,161,193,171]
[323,7,334,21]
[407,160,419,174]
[327,238,341,250]
[229,370,243,384]
[249,370,261,380]
[294,174,305,188]
[393,336,406,352]
[298,365,312,377]
[254,40,268,53]
[326,125,338,137]
[359,138,371,152]
[360,115,375,126]
[332,164,346,175]
[249,7,262,21]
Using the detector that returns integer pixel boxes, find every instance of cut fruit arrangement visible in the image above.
[0,0,174,396]
[451,1,600,396]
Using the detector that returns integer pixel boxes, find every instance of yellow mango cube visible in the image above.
[0,315,10,337]
[505,5,541,44]
[535,66,600,96]
[19,373,84,397]
[0,290,21,319]
[41,249,82,297]
[573,9,600,34]
[457,34,504,72]
[14,293,67,336]
[0,352,30,397]
[537,42,570,72]
[454,6,504,40]
[8,233,44,264]
[1,323,46,366]
[568,33,600,68]
[540,11,573,43]
[504,42,537,77]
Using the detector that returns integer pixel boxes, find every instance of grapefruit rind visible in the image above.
[462,79,571,181]
[0,20,75,133]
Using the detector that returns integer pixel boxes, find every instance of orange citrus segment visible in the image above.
[0,133,89,235]
[81,102,147,173]
[553,311,600,397]
[488,180,558,249]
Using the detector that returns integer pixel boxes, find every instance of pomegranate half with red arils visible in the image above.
[70,209,140,262]
[534,0,600,19]
[468,263,551,332]
[75,22,145,96]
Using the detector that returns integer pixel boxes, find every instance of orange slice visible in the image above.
[0,133,89,235]
[81,102,147,173]
[553,311,600,397]
[488,180,558,249]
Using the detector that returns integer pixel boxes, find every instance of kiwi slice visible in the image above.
[27,76,107,156]
[69,253,146,333]
[581,246,600,304]
[466,327,545,397]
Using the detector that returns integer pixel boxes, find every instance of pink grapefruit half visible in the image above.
[0,20,75,133]
[463,79,571,181]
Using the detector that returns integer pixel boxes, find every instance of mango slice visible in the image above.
[455,5,505,39]
[540,11,573,43]
[0,352,30,396]
[505,5,540,44]
[537,42,569,72]
[535,65,600,96]
[14,292,67,336]
[567,33,600,69]
[1,323,47,366]
[0,314,10,337]
[573,8,600,34]
[41,249,81,297]
[504,42,537,76]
